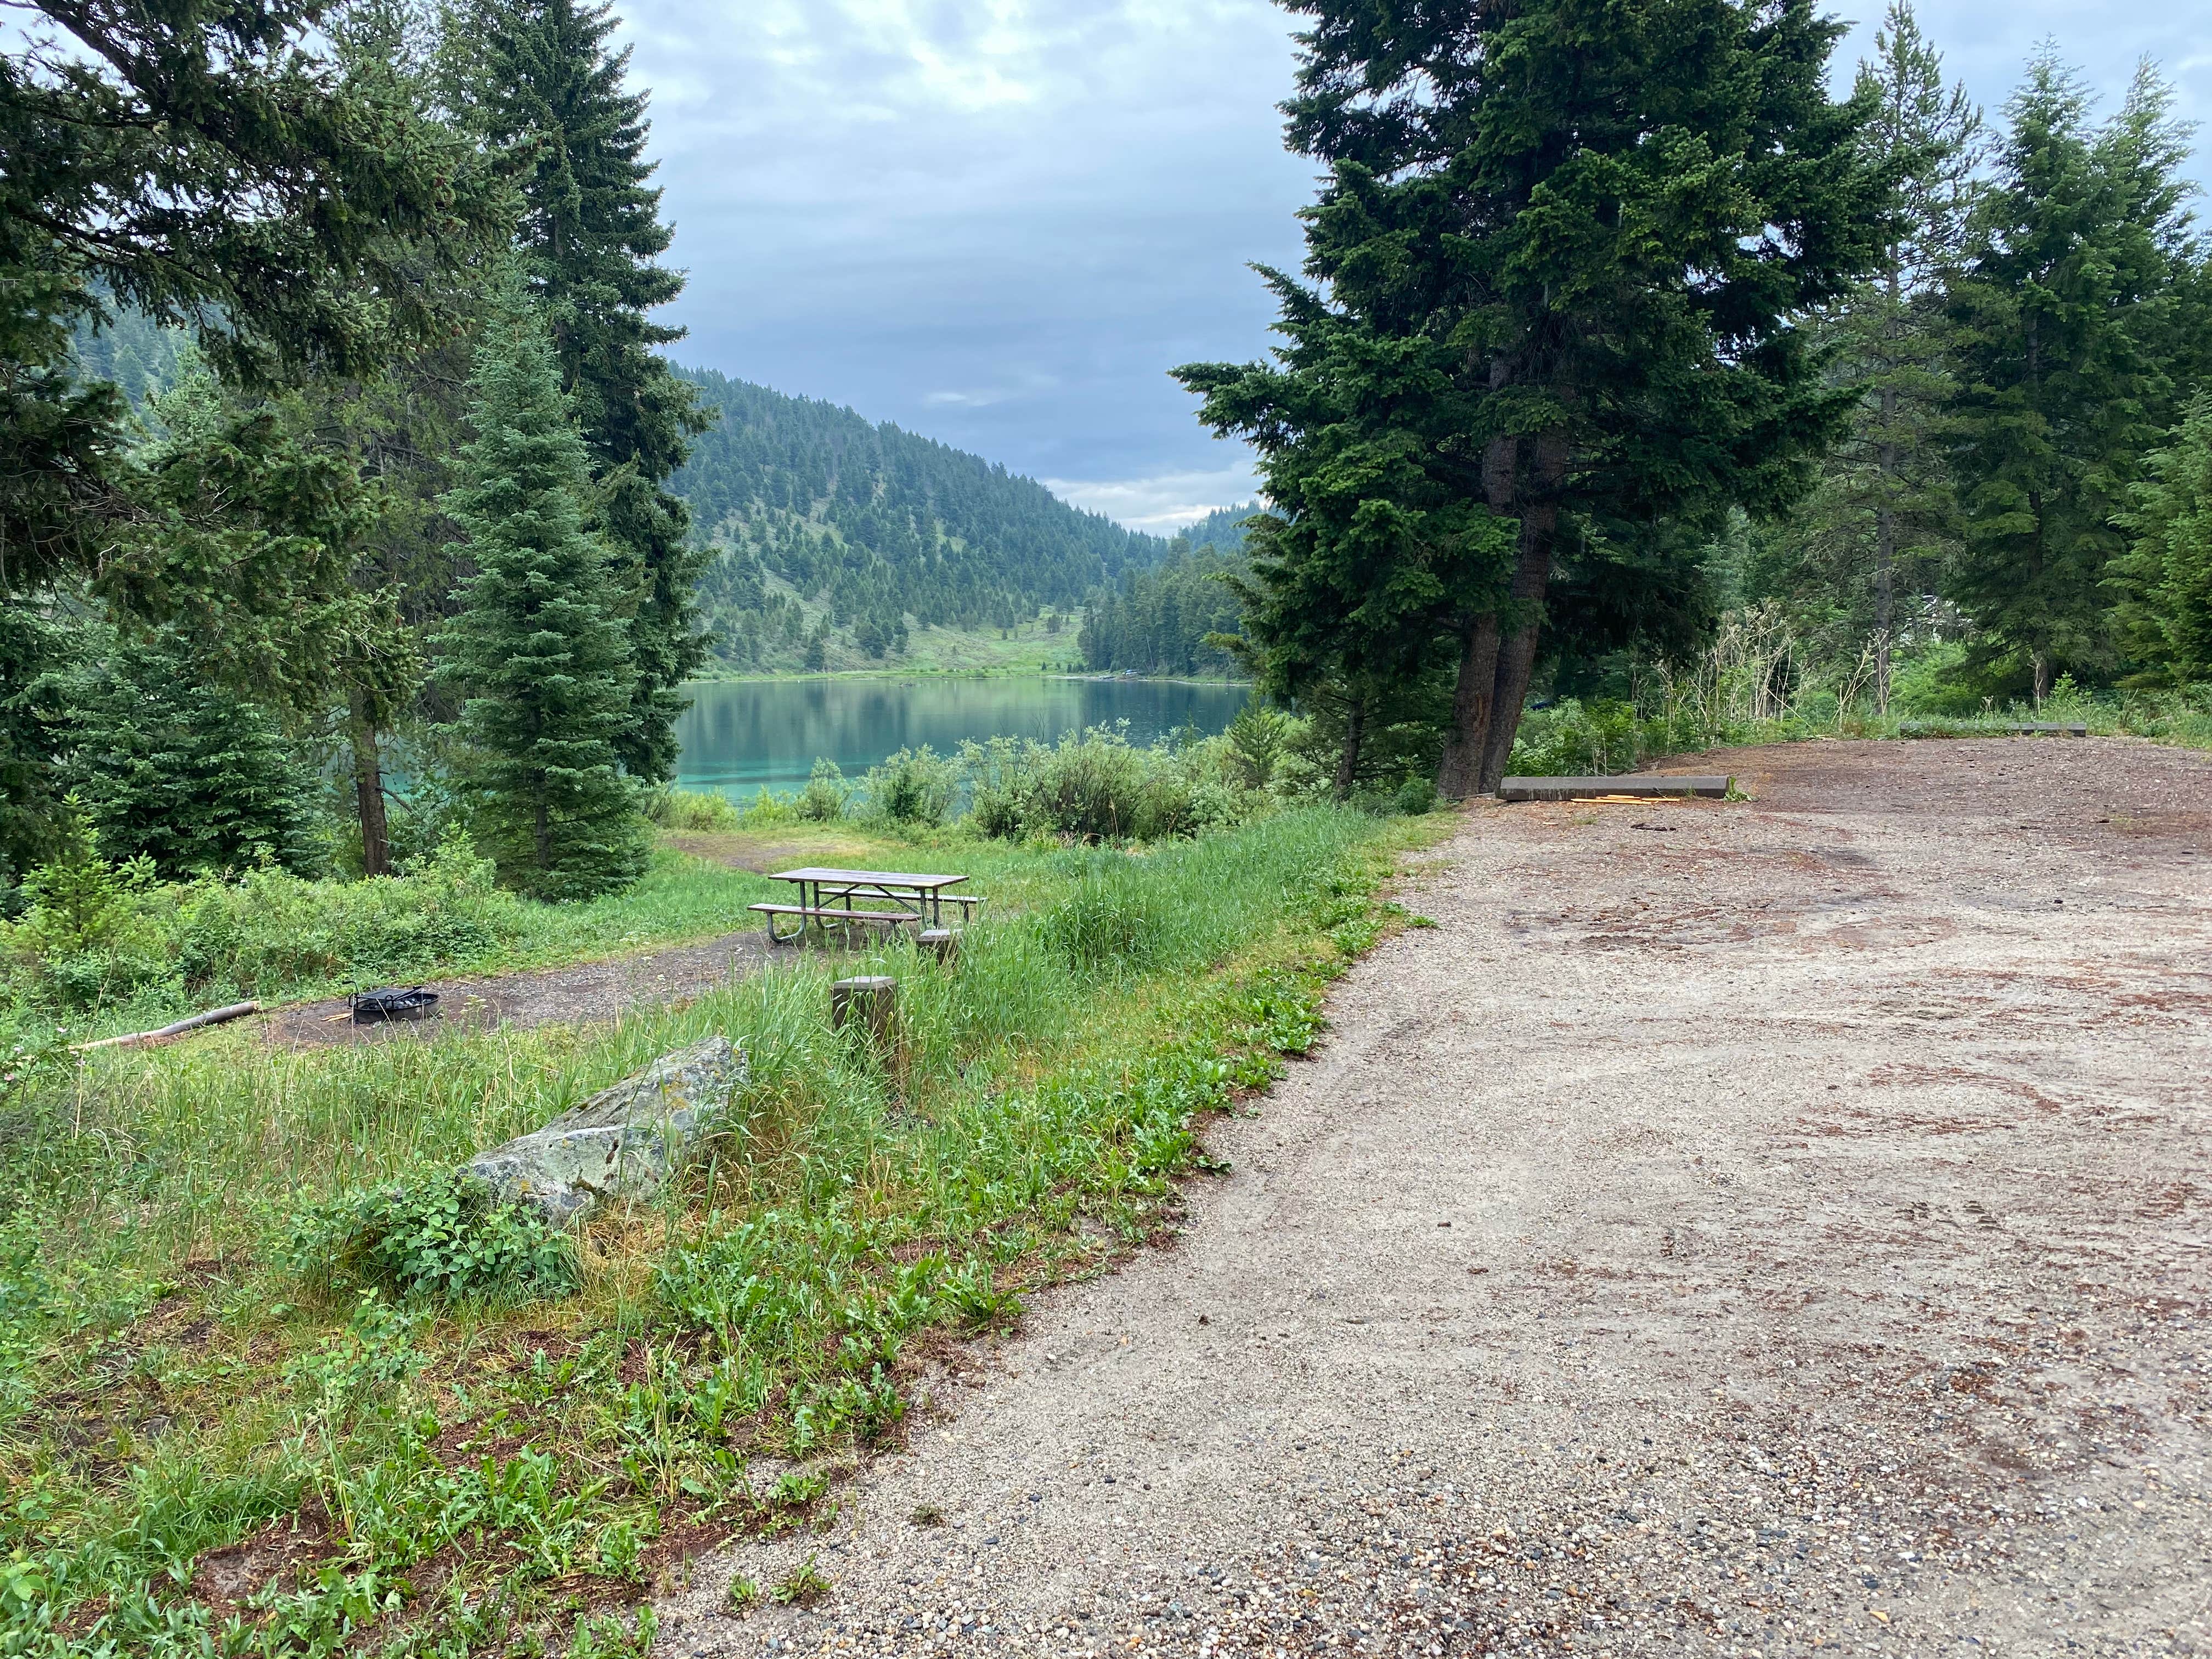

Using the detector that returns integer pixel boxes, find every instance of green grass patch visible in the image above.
[0,805,1447,1657]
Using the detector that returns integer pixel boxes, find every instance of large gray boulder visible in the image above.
[465,1035,746,1226]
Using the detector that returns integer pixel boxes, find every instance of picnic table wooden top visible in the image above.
[769,867,970,890]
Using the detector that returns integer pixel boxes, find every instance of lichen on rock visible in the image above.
[465,1035,746,1226]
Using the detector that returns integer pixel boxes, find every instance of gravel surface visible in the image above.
[658,737,2211,1658]
[256,929,775,1048]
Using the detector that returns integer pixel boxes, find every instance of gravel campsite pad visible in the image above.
[258,929,774,1048]
[659,737,2210,1658]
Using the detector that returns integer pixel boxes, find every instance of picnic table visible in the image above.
[749,867,980,946]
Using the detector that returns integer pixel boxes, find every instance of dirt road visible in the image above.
[664,737,2212,1658]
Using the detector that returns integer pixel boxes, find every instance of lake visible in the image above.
[673,676,1251,798]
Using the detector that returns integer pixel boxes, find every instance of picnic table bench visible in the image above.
[750,868,983,947]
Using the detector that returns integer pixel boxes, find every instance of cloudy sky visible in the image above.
[616,0,2212,533]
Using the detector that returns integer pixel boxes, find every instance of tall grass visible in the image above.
[0,806,1419,1658]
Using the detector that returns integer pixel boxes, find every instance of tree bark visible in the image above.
[1475,429,1571,794]
[1435,614,1500,800]
[1477,498,1560,794]
[1436,428,1521,800]
[1334,695,1367,800]
[1875,385,1897,715]
[349,695,391,878]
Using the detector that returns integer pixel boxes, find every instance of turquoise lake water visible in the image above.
[673,676,1251,799]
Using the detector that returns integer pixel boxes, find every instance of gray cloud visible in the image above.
[616,0,2210,530]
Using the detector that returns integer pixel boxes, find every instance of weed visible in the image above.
[770,1554,831,1607]
[908,1503,944,1527]
[770,1470,827,1508]
[287,1171,578,1301]
[569,1605,657,1658]
[725,1575,760,1612]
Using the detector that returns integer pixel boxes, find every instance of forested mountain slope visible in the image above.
[1079,530,1250,677]
[1181,503,1255,555]
[673,367,1171,670]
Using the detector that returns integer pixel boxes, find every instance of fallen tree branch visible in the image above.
[73,1002,262,1053]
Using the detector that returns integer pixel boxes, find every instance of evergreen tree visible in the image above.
[460,0,711,783]
[1767,4,1979,704]
[53,630,325,878]
[437,302,646,901]
[2,0,498,865]
[0,604,70,898]
[2113,395,2212,682]
[1943,57,2199,699]
[1178,0,1889,797]
[2,0,498,603]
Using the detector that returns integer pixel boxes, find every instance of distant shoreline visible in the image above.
[681,668,1252,690]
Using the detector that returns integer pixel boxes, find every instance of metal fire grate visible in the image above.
[351,986,441,1024]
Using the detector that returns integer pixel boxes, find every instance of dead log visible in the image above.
[74,1001,261,1052]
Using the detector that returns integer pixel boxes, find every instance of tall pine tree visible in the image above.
[1769,3,1978,704]
[438,300,646,901]
[458,0,710,783]
[1943,57,2199,699]
[1178,0,1888,797]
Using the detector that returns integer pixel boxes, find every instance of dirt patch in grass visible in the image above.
[253,929,778,1049]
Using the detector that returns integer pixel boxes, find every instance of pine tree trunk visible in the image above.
[1436,614,1501,800]
[1875,393,1898,715]
[1436,426,1520,800]
[1334,696,1367,800]
[1475,431,1571,794]
[1477,498,1560,795]
[349,695,391,878]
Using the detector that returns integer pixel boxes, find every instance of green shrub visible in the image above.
[162,827,524,996]
[1,806,174,1008]
[646,788,742,833]
[798,759,848,822]
[1393,776,1439,815]
[1509,697,1643,776]
[860,746,956,827]
[287,1170,577,1301]
[960,727,1260,843]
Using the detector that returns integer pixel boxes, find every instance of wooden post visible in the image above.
[918,928,957,963]
[831,976,899,1046]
